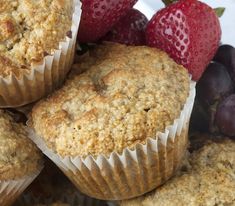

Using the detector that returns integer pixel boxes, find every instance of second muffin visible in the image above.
[0,0,81,107]
[0,110,43,206]
[29,43,195,200]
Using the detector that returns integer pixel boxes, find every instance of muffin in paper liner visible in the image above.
[0,168,42,206]
[0,0,82,108]
[27,80,195,201]
[120,136,235,206]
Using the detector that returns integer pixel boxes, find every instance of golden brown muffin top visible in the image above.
[0,0,73,77]
[0,110,43,180]
[31,43,190,157]
[121,137,235,206]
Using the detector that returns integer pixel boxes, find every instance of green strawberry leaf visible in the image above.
[162,0,177,6]
[162,0,225,18]
[214,7,225,17]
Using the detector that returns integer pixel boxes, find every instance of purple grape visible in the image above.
[196,62,234,107]
[214,44,235,82]
[215,94,235,138]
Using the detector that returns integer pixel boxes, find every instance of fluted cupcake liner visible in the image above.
[0,168,43,206]
[28,80,196,201]
[0,0,81,108]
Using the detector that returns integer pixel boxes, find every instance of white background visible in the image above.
[135,0,235,46]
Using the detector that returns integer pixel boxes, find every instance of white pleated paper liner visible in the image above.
[0,167,43,206]
[15,192,107,206]
[0,0,82,108]
[28,81,196,201]
[107,201,118,206]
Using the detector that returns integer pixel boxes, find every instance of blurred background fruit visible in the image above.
[197,62,234,107]
[214,44,235,82]
[190,44,235,139]
[135,0,235,46]
[102,8,148,46]
[78,0,138,43]
[215,95,235,138]
[145,0,221,81]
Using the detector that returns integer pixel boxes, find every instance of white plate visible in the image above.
[135,0,235,46]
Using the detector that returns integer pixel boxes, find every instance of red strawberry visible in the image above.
[102,8,148,46]
[78,0,138,43]
[146,0,221,81]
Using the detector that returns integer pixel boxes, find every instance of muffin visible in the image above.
[29,43,195,200]
[121,135,235,206]
[0,109,43,206]
[15,158,107,206]
[0,0,81,107]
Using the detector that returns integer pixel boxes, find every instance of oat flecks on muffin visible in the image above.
[0,110,42,181]
[0,0,73,77]
[31,43,190,157]
[121,139,235,206]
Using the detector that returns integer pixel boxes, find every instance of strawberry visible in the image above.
[78,0,138,43]
[146,0,221,81]
[102,8,148,46]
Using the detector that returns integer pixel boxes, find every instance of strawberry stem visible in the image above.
[162,0,177,6]
[214,7,225,18]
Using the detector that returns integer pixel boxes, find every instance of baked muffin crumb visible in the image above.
[121,137,235,206]
[31,43,190,157]
[0,110,42,180]
[0,0,73,77]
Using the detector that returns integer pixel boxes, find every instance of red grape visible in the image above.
[215,94,235,138]
[214,44,235,82]
[196,62,234,107]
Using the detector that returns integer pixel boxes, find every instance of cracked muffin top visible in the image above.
[0,0,73,77]
[0,110,43,180]
[121,137,235,206]
[31,43,190,157]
